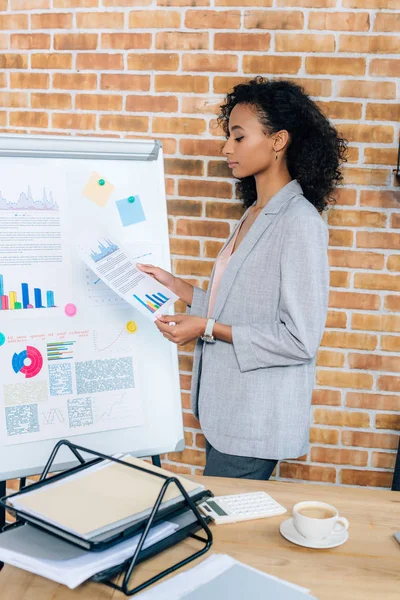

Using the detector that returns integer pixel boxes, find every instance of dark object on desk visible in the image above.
[392,437,400,491]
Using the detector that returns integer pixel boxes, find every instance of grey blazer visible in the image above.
[187,180,329,460]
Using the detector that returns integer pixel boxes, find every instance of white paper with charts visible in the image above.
[0,137,183,479]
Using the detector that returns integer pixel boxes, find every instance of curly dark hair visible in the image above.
[218,77,347,212]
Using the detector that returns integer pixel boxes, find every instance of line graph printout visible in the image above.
[0,328,144,446]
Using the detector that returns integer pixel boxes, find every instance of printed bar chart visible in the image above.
[133,291,170,314]
[0,274,56,311]
[47,341,76,361]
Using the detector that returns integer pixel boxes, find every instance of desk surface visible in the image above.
[0,476,399,599]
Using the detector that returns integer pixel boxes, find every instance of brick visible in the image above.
[367,103,400,122]
[164,159,203,176]
[0,112,8,126]
[360,190,400,208]
[153,117,205,135]
[312,389,341,406]
[352,314,400,333]
[0,35,7,49]
[128,53,179,71]
[180,139,224,157]
[378,376,400,392]
[276,34,335,52]
[347,392,400,412]
[54,73,97,90]
[99,115,148,132]
[76,12,124,29]
[0,55,28,69]
[307,57,365,75]
[376,414,400,431]
[11,0,49,7]
[339,124,393,144]
[349,353,400,373]
[185,10,240,29]
[391,214,400,228]
[329,229,353,247]
[370,59,400,77]
[156,32,208,50]
[372,452,396,469]
[342,431,398,449]
[326,311,347,328]
[179,355,193,372]
[214,76,251,94]
[196,433,206,449]
[317,350,345,367]
[102,34,151,50]
[181,96,221,115]
[329,291,380,311]
[244,10,304,30]
[155,75,208,93]
[54,33,97,50]
[101,74,150,92]
[207,161,231,179]
[174,259,213,277]
[129,10,181,28]
[309,427,339,445]
[364,148,398,166]
[328,249,384,270]
[76,94,122,111]
[206,202,243,220]
[339,34,400,54]
[337,80,396,99]
[309,11,369,30]
[385,295,400,312]
[381,336,400,352]
[54,0,97,4]
[321,331,377,351]
[182,54,238,72]
[180,375,192,391]
[52,113,96,130]
[328,209,386,228]
[169,238,200,256]
[31,13,72,29]
[0,92,28,108]
[168,449,205,466]
[177,219,230,238]
[311,448,368,467]
[104,0,152,4]
[357,232,400,249]
[243,55,301,74]
[161,462,191,475]
[76,54,123,71]
[317,101,362,120]
[340,470,393,488]
[10,111,48,128]
[182,410,200,428]
[374,13,400,32]
[314,408,369,428]
[127,95,178,113]
[316,370,373,389]
[180,179,232,200]
[343,0,398,7]
[204,240,224,258]
[0,14,28,29]
[343,168,389,187]
[216,0,272,5]
[167,200,202,217]
[354,273,400,292]
[31,53,72,69]
[31,93,71,109]
[286,78,332,97]
[329,271,350,288]
[280,463,336,483]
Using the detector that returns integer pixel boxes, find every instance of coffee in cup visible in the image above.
[292,501,349,541]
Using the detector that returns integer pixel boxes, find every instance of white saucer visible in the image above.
[279,517,348,549]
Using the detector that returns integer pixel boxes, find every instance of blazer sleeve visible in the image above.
[186,285,207,317]
[231,216,329,372]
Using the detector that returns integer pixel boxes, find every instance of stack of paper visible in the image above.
[0,521,178,589]
[137,554,317,600]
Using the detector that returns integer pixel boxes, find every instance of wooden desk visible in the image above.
[0,476,399,599]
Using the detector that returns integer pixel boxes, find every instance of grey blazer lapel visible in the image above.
[211,180,303,321]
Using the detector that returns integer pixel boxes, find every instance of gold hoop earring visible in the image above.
[275,152,279,160]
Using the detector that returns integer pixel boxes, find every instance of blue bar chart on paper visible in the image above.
[133,291,170,314]
[0,274,56,311]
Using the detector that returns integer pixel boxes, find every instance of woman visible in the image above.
[138,78,347,480]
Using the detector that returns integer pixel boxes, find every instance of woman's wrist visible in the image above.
[172,277,194,306]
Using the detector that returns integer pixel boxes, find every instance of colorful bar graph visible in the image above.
[0,273,56,311]
[133,290,170,314]
[47,341,76,361]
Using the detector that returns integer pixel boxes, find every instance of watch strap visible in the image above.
[204,318,215,338]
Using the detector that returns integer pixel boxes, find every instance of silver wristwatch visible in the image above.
[200,318,216,343]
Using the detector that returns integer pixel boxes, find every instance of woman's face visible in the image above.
[222,103,276,179]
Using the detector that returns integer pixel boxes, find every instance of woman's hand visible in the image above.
[155,314,207,345]
[136,263,177,293]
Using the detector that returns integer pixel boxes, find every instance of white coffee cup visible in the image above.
[292,501,349,541]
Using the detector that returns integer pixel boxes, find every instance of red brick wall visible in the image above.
[1,0,399,489]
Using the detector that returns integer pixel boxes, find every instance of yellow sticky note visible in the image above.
[82,172,115,207]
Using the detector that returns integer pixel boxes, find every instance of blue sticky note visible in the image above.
[116,195,146,227]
